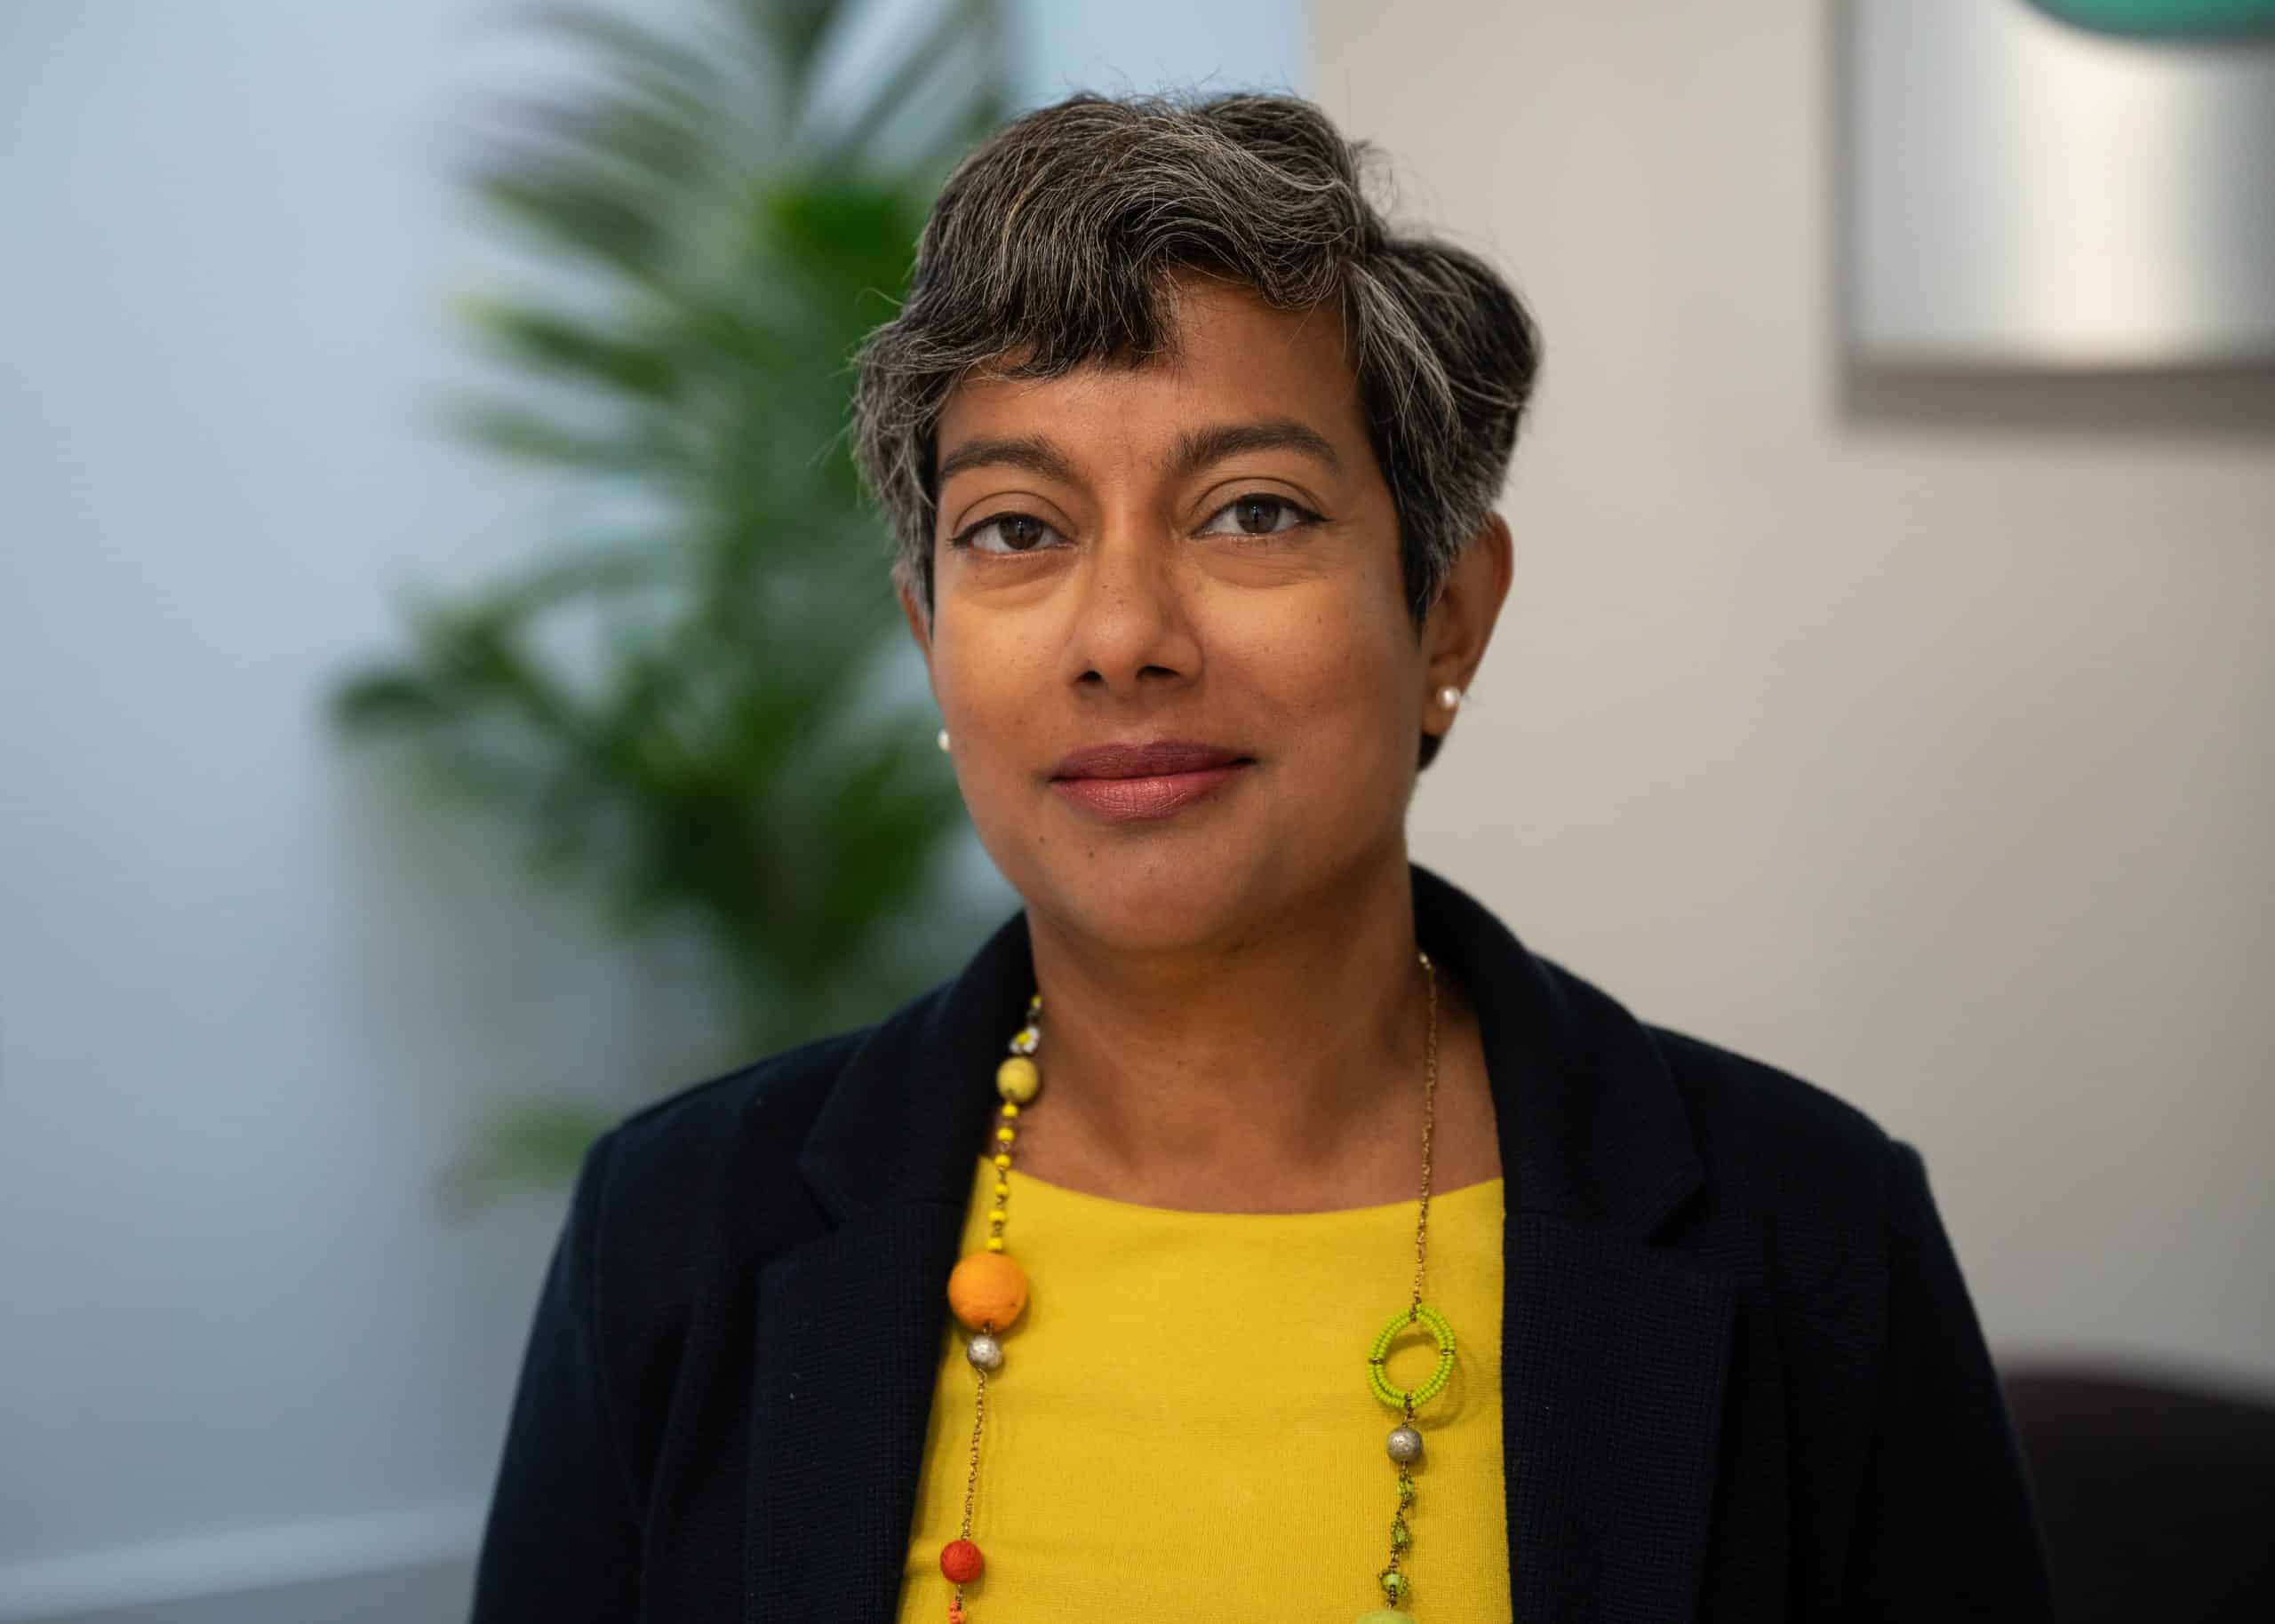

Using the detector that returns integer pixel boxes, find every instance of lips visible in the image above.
[1050,741,1250,780]
[1049,740,1254,823]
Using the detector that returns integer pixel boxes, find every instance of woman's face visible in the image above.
[905,276,1505,953]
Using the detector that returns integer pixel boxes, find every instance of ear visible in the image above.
[1421,513,1513,739]
[896,568,934,676]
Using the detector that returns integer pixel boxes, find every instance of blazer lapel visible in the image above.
[746,1199,968,1620]
[746,913,1033,1622]
[1417,867,1740,1621]
[748,871,1741,1622]
[1507,1215,1736,1619]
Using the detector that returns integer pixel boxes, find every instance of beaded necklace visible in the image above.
[937,950,1454,1622]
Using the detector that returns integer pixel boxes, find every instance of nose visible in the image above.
[1057,519,1202,698]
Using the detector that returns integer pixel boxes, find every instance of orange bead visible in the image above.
[940,1537,984,1582]
[947,1251,1028,1331]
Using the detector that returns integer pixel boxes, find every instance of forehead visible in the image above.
[934,277,1368,463]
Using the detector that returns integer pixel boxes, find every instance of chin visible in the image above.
[1020,839,1285,954]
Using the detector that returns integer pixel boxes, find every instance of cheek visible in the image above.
[931,611,1060,837]
[1220,591,1415,766]
[932,609,1042,731]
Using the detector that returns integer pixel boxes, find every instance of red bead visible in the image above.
[940,1538,984,1582]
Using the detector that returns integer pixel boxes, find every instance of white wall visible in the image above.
[0,4,1301,1621]
[1010,0,1302,104]
[0,4,722,1618]
[1317,1,2274,1389]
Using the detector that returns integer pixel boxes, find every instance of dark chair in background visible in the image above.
[2002,1363,2275,1623]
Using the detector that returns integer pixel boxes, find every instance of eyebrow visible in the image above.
[1169,418,1341,479]
[933,418,1342,490]
[935,434,1080,488]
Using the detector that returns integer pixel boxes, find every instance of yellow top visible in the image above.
[896,1153,1512,1621]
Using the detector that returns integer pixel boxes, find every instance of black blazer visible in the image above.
[470,865,2055,1621]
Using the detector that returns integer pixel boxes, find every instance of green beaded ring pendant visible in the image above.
[1363,1301,1456,1617]
[1366,1303,1457,1411]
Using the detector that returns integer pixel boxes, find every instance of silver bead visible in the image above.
[965,1333,1003,1373]
[1386,1425,1425,1463]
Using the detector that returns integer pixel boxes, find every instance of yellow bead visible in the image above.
[996,1056,1041,1104]
[996,1126,1016,1143]
[1000,1102,1019,1118]
[987,1207,1007,1224]
[994,1154,1011,1169]
[994,1182,1010,1198]
[949,1251,1027,1329]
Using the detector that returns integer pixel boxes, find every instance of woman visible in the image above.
[471,92,2053,1622]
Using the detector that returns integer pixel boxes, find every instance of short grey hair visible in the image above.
[850,88,1542,632]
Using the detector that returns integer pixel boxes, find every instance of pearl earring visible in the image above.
[938,728,951,752]
[1437,685,1464,712]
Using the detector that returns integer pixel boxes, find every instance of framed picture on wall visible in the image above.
[1843,0,2275,367]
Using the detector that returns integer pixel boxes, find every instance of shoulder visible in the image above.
[566,1014,911,1348]
[1529,952,1905,1195]
[524,1018,902,1503]
[607,1024,871,1187]
[1523,948,1915,1267]
[1647,1014,1916,1267]
[1648,1018,1894,1169]
[583,1020,881,1252]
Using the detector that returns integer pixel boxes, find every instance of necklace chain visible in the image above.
[942,946,1446,1619]
[1410,949,1440,1324]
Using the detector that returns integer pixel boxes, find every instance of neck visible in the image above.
[1016,849,1462,1214]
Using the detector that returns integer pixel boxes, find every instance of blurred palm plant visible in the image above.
[331,0,1009,1199]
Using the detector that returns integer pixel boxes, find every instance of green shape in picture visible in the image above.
[2027,0,2275,36]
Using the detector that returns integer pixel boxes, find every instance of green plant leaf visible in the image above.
[331,0,1007,1206]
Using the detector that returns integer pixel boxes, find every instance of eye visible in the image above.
[951,512,1066,555]
[1197,493,1321,540]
